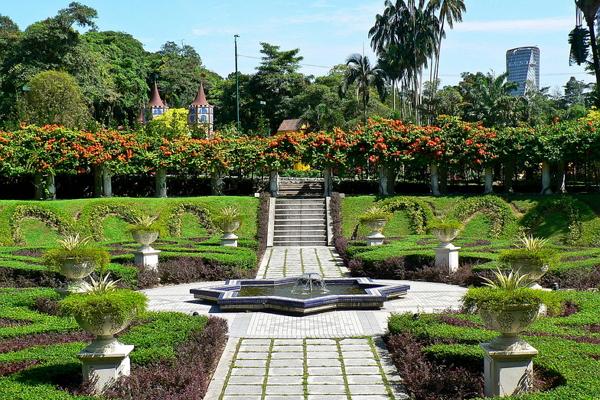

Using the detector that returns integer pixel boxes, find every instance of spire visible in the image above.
[149,81,164,107]
[191,81,210,106]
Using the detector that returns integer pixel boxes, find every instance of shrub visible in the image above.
[32,296,62,316]
[105,316,228,400]
[452,196,515,238]
[43,247,110,271]
[428,218,463,231]
[128,215,161,234]
[60,289,147,327]
[358,206,392,224]
[498,248,559,270]
[463,287,561,315]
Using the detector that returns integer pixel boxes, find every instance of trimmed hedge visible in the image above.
[0,288,225,400]
[387,291,600,399]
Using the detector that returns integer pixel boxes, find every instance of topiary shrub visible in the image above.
[168,203,216,237]
[10,205,74,245]
[380,196,434,234]
[81,203,142,241]
[452,196,515,238]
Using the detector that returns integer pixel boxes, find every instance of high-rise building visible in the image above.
[506,46,540,96]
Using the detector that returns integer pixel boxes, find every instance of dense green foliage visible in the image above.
[0,288,210,399]
[60,289,147,327]
[388,291,600,399]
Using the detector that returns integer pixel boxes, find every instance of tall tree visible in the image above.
[570,0,600,105]
[369,0,439,122]
[249,42,307,132]
[458,72,519,127]
[430,0,466,85]
[24,70,89,128]
[340,54,387,124]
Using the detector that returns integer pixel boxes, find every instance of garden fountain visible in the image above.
[191,272,409,315]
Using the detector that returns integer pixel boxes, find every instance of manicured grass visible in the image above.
[0,288,211,400]
[0,196,260,287]
[342,194,600,245]
[387,291,600,399]
[0,196,258,246]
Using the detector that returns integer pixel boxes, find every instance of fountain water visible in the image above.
[291,272,328,295]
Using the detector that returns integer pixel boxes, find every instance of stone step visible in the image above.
[273,240,328,246]
[275,204,325,209]
[274,214,325,220]
[274,224,326,230]
[273,230,326,236]
[275,200,325,205]
[274,221,327,228]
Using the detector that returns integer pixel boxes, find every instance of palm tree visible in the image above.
[369,0,438,122]
[340,54,387,124]
[430,0,466,85]
[458,72,518,127]
[570,0,600,105]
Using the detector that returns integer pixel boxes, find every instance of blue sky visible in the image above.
[2,0,591,92]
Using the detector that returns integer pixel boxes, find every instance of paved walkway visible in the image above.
[257,246,348,279]
[204,337,407,400]
[141,246,467,399]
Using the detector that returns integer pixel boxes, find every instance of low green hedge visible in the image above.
[0,288,210,400]
[388,291,600,399]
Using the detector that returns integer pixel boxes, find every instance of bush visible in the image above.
[43,247,110,271]
[105,316,228,400]
[60,289,147,327]
[463,287,561,315]
[498,248,559,269]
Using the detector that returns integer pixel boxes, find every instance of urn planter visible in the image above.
[220,219,241,247]
[479,304,539,351]
[431,227,461,273]
[60,259,96,292]
[132,230,160,270]
[479,304,540,397]
[507,257,549,289]
[365,218,387,246]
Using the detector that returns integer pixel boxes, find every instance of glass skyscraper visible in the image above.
[506,46,540,96]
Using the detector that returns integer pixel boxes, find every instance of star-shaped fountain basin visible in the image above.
[190,275,410,315]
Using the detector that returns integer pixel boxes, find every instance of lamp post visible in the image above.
[234,34,240,131]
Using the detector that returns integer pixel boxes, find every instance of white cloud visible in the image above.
[455,17,572,33]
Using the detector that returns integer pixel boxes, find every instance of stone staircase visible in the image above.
[277,179,324,197]
[273,197,328,246]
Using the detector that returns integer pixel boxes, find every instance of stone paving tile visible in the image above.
[259,246,347,279]
[211,336,408,400]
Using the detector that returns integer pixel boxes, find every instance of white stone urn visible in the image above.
[220,219,241,247]
[479,304,540,351]
[132,230,159,249]
[432,227,460,244]
[132,230,161,270]
[76,311,136,393]
[508,257,549,288]
[61,259,96,292]
[76,313,134,353]
[365,219,387,246]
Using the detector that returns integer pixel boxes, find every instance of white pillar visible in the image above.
[102,165,113,197]
[435,243,460,273]
[269,170,279,197]
[155,168,167,198]
[134,246,160,270]
[481,342,538,397]
[430,163,441,196]
[79,339,134,393]
[541,161,552,195]
[484,166,494,194]
[221,232,238,247]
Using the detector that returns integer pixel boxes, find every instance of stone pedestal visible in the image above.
[79,339,134,393]
[367,232,385,246]
[435,243,460,273]
[221,232,238,247]
[481,342,538,397]
[134,246,160,270]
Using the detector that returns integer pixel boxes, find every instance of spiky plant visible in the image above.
[80,273,121,294]
[131,215,159,228]
[517,234,549,251]
[58,233,91,251]
[481,268,532,291]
